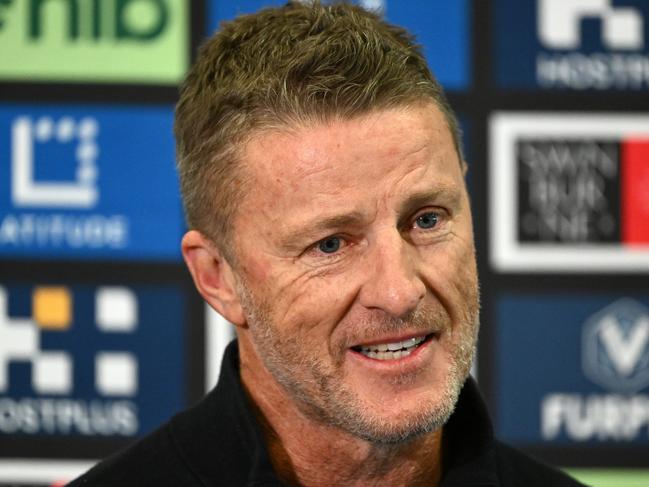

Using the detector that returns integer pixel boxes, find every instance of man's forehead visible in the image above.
[229,106,465,243]
[239,104,457,184]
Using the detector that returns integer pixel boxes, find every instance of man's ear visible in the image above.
[181,230,247,328]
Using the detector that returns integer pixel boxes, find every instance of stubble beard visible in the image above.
[237,280,480,445]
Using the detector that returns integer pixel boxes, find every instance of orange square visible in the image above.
[33,287,72,330]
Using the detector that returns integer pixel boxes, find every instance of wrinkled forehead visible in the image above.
[231,104,465,231]
[238,103,461,189]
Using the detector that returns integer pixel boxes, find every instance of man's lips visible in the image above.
[350,333,437,361]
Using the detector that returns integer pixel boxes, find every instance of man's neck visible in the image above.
[239,342,444,487]
[259,409,444,487]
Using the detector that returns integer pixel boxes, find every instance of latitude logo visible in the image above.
[11,116,99,209]
[582,298,649,393]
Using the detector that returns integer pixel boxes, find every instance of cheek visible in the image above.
[268,274,363,364]
[420,238,478,314]
[285,277,358,334]
[241,258,271,284]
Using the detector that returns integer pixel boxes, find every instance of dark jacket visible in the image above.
[69,341,586,486]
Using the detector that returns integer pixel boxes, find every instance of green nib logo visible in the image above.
[27,0,169,41]
[0,0,12,30]
[0,0,188,84]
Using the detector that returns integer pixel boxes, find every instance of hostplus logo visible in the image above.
[0,115,128,251]
[542,299,649,442]
[0,285,139,436]
[536,0,649,89]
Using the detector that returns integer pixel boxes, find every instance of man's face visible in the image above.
[231,103,479,444]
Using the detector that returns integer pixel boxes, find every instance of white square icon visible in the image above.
[96,287,137,332]
[95,352,138,396]
[32,352,72,395]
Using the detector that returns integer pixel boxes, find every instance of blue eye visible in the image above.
[415,212,439,229]
[318,236,341,254]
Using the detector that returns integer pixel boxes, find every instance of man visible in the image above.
[70,2,584,486]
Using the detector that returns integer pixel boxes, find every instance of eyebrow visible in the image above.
[398,186,462,218]
[277,185,463,251]
[277,211,368,250]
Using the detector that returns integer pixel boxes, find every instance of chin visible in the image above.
[328,371,467,445]
[346,400,457,445]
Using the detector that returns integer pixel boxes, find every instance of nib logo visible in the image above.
[0,0,187,85]
[0,0,12,30]
[27,0,169,42]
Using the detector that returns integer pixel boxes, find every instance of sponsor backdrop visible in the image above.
[0,0,647,485]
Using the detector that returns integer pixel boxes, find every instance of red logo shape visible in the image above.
[622,139,649,245]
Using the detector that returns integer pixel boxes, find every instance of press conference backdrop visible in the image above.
[0,1,648,485]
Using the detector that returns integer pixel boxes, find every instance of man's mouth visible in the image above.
[351,334,433,361]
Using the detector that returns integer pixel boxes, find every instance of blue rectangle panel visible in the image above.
[495,294,649,446]
[207,0,470,90]
[0,283,185,439]
[0,104,184,261]
[494,0,649,90]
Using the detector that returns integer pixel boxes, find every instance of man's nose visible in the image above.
[358,232,426,318]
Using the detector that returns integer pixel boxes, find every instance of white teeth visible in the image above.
[357,335,427,360]
[402,337,418,348]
